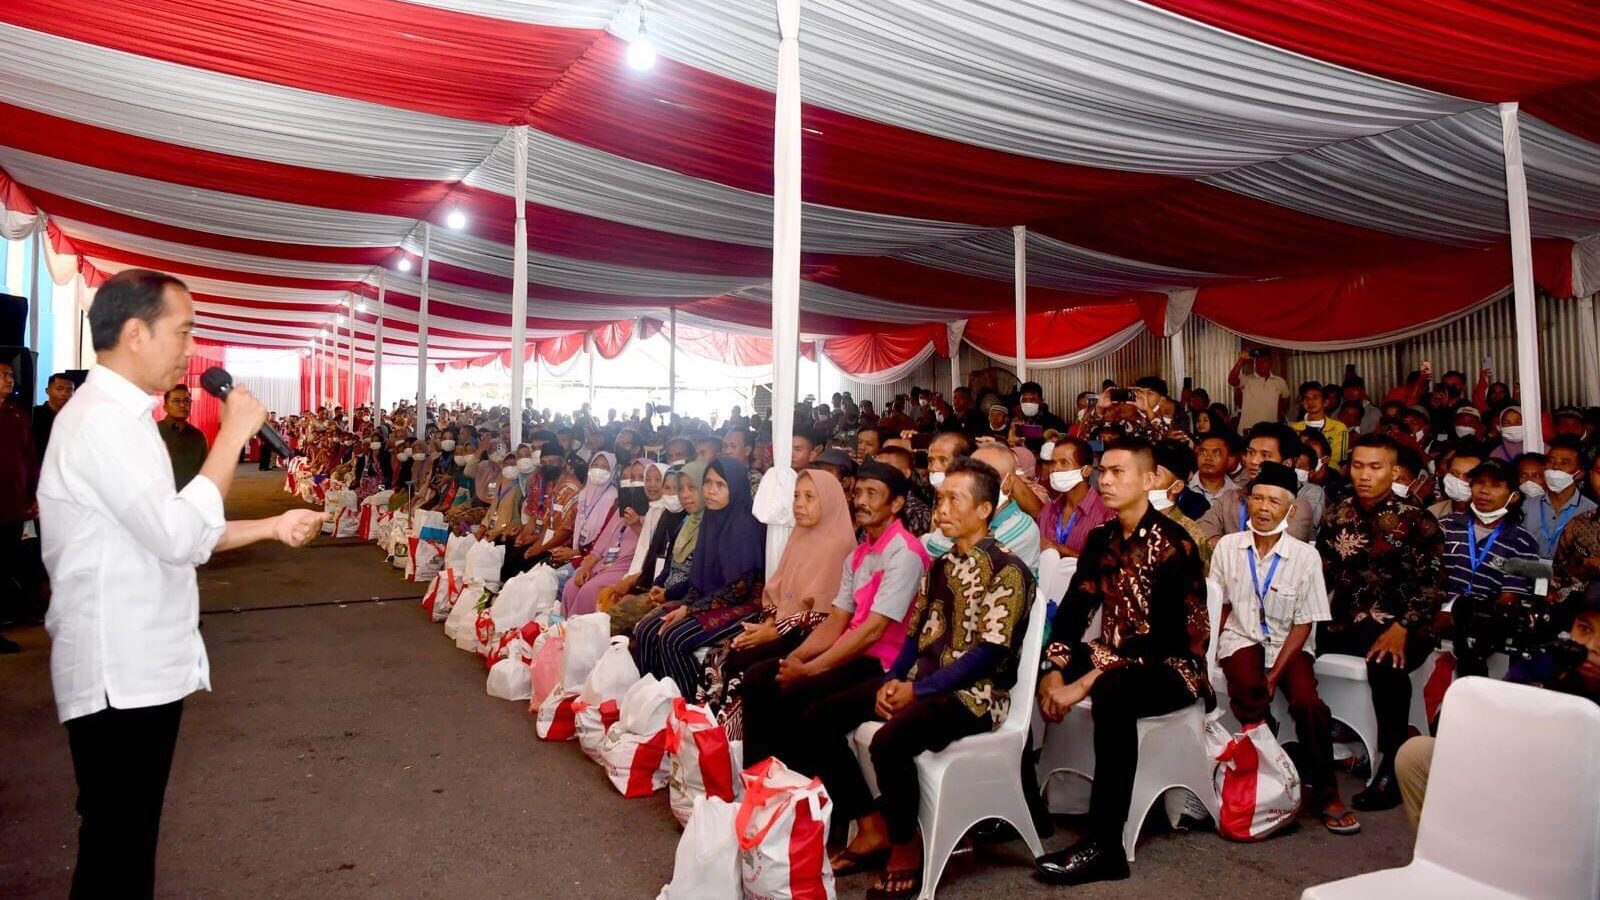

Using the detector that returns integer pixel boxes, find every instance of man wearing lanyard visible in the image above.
[1527,436,1594,559]
[1197,422,1316,547]
[1036,437,1113,558]
[39,269,325,898]
[1213,463,1353,835]
[1438,459,1541,677]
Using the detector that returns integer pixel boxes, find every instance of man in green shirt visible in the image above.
[159,384,209,489]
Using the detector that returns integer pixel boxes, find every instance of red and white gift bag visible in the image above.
[421,568,460,620]
[1207,717,1302,842]
[535,691,581,741]
[602,725,673,798]
[735,758,835,900]
[576,698,623,763]
[667,699,739,825]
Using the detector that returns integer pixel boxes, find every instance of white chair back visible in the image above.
[995,589,1050,739]
[1417,677,1600,899]
[1204,578,1223,674]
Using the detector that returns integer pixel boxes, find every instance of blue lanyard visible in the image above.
[1540,500,1580,549]
[1055,505,1083,546]
[1247,547,1282,637]
[1465,521,1506,573]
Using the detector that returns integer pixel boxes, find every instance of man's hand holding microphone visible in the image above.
[204,368,328,551]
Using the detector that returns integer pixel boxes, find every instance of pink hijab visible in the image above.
[763,470,857,620]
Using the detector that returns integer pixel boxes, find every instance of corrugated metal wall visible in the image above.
[830,292,1598,412]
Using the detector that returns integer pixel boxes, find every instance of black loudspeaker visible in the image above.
[63,368,88,388]
[0,293,25,347]
[0,346,37,405]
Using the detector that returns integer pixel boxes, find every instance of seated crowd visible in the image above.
[282,347,1600,896]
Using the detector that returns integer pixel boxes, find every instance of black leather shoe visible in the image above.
[1351,772,1401,811]
[1033,839,1130,886]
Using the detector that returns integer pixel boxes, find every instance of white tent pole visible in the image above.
[312,335,321,412]
[1577,294,1600,406]
[532,344,542,417]
[769,0,802,466]
[345,293,355,429]
[27,226,41,355]
[1499,102,1544,453]
[815,342,823,401]
[73,276,85,367]
[373,271,385,422]
[1169,326,1187,396]
[510,124,529,449]
[1013,225,1028,384]
[587,340,596,409]
[417,223,431,433]
[668,305,678,416]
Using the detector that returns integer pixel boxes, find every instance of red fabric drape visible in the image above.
[590,320,634,359]
[963,304,1144,361]
[536,332,587,367]
[162,343,227,443]
[821,324,948,376]
[1193,240,1575,343]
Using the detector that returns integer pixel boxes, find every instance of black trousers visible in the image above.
[795,679,988,844]
[741,655,884,771]
[1060,651,1194,844]
[1317,621,1435,761]
[0,519,25,616]
[65,700,185,900]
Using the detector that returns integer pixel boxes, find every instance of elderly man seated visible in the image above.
[1213,462,1355,835]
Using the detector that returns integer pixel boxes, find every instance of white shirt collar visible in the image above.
[87,364,159,415]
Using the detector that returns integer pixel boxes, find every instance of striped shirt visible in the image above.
[1439,511,1540,609]
[925,499,1041,577]
[1213,530,1329,666]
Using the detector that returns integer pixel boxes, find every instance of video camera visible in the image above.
[1453,558,1589,676]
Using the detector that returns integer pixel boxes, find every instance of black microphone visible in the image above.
[199,366,296,460]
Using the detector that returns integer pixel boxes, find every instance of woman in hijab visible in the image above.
[700,469,855,736]
[633,458,766,692]
[611,463,699,637]
[1491,406,1526,462]
[480,444,531,542]
[562,462,651,616]
[571,450,618,554]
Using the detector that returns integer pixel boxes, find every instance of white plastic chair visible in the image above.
[1314,649,1440,782]
[1301,677,1600,900]
[848,591,1049,899]
[1033,580,1223,862]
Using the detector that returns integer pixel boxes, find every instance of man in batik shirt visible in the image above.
[1315,433,1446,811]
[1034,438,1210,886]
[499,440,582,582]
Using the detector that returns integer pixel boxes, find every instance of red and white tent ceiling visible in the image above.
[2,0,1599,376]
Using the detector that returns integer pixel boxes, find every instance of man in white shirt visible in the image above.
[1213,462,1354,835]
[39,269,324,899]
[753,429,818,579]
[1229,349,1291,430]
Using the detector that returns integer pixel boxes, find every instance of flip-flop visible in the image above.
[828,847,889,877]
[1320,808,1362,836]
[865,868,922,900]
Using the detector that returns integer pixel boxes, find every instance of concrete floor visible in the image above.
[0,467,1414,898]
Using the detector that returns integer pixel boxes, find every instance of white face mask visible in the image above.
[997,491,1010,510]
[1148,487,1174,512]
[1020,401,1040,417]
[516,457,536,474]
[1545,469,1576,494]
[1391,481,1411,498]
[649,497,667,510]
[1472,503,1512,524]
[662,495,684,513]
[398,451,412,462]
[1454,425,1477,438]
[489,450,507,463]
[439,439,456,451]
[1501,425,1525,443]
[369,441,381,450]
[501,465,519,481]
[1304,419,1324,429]
[587,467,611,486]
[929,470,946,488]
[1443,474,1472,502]
[452,454,467,466]
[1049,468,1085,493]
[1294,468,1310,485]
[1249,514,1292,537]
[1414,430,1427,444]
[1519,479,1546,500]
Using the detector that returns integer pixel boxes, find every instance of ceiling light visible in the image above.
[357,301,368,313]
[398,257,413,272]
[445,208,467,230]
[334,314,345,326]
[627,33,656,71]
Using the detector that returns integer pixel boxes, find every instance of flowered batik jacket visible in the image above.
[1314,492,1446,633]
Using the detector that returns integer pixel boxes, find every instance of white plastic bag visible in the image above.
[535,690,580,741]
[465,539,506,587]
[561,612,612,690]
[736,758,836,900]
[658,796,742,900]
[576,699,622,763]
[581,636,641,706]
[491,566,558,633]
[485,638,535,701]
[668,698,740,825]
[1206,713,1302,841]
[445,584,487,642]
[602,722,673,797]
[410,537,445,582]
[322,488,358,535]
[423,568,462,622]
[619,674,681,736]
[445,533,476,574]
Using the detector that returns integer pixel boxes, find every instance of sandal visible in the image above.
[1320,807,1362,836]
[865,867,922,900]
[828,847,889,877]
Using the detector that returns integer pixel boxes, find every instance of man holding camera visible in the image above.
[1230,348,1291,430]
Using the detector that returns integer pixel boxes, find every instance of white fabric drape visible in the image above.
[1576,295,1600,407]
[1501,103,1543,453]
[896,228,1227,295]
[510,124,529,448]
[946,319,967,395]
[769,0,802,472]
[1572,234,1600,299]
[225,347,303,415]
[373,271,385,418]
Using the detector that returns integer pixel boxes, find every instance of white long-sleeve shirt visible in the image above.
[40,365,226,723]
